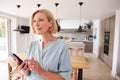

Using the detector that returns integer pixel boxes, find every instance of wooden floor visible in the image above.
[71,53,115,80]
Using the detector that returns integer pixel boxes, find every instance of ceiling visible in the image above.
[0,0,120,20]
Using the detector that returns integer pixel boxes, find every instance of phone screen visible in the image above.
[10,53,23,65]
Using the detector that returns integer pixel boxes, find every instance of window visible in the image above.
[0,17,11,59]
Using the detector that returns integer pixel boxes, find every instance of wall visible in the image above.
[15,17,29,53]
[11,17,32,53]
[14,17,41,53]
[92,20,101,57]
[112,9,120,79]
[117,39,120,77]
[60,19,90,29]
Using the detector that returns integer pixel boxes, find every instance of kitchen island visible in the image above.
[67,40,93,53]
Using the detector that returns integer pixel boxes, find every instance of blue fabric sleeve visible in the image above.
[58,43,72,80]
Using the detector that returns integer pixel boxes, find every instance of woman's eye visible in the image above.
[33,20,36,23]
[33,19,43,23]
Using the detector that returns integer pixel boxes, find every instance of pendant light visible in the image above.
[77,2,86,32]
[55,3,61,32]
[37,4,41,8]
[13,5,24,32]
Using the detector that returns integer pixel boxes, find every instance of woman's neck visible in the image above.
[41,33,57,42]
[41,33,57,48]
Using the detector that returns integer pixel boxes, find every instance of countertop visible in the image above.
[71,40,93,42]
[67,41,86,46]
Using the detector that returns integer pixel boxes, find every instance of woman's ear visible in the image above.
[48,20,53,27]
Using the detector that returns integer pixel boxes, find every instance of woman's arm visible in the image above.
[38,70,65,80]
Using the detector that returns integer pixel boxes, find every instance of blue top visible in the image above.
[26,39,72,80]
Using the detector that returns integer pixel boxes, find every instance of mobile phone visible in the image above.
[9,53,31,75]
[10,53,23,65]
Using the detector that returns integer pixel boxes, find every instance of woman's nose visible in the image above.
[35,22,39,26]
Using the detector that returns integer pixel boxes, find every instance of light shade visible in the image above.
[13,26,25,32]
[55,3,61,32]
[13,5,24,32]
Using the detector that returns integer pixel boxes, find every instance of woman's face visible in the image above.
[32,12,52,34]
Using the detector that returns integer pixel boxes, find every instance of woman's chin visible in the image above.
[35,30,42,34]
[37,32,42,34]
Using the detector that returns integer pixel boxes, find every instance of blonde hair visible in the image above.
[30,9,57,34]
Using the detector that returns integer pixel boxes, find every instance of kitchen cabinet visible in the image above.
[100,20,105,60]
[100,15,115,68]
[84,42,93,53]
[108,16,115,67]
[104,18,111,32]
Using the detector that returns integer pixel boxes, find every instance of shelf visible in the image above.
[58,29,92,34]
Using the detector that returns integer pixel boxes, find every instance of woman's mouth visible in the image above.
[36,28,41,30]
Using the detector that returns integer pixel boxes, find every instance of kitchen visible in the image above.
[0,0,120,80]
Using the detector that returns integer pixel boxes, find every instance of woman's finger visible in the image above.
[18,62,25,70]
[29,64,35,70]
[23,63,28,70]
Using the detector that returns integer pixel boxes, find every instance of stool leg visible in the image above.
[73,70,75,80]
[73,69,77,80]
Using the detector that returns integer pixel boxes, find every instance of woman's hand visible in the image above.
[17,61,30,76]
[24,58,64,80]
[27,57,44,74]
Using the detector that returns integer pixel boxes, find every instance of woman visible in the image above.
[18,9,72,80]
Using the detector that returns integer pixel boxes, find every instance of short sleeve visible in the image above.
[58,44,72,80]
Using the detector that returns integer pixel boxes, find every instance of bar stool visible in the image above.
[75,48,83,56]
[69,47,79,80]
[72,68,77,80]
[68,47,76,80]
[71,48,83,80]
[69,47,78,56]
[68,47,73,55]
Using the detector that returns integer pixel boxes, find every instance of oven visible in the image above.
[104,32,110,55]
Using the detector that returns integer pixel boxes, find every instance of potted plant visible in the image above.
[85,21,93,29]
